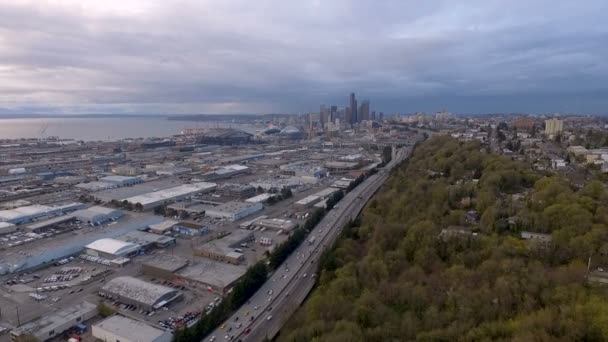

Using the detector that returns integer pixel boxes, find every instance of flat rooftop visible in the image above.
[101,276,179,307]
[94,315,170,342]
[142,254,189,273]
[93,178,184,202]
[118,230,175,246]
[176,259,246,289]
[25,214,76,230]
[14,301,96,336]
[124,182,217,206]
[206,201,261,214]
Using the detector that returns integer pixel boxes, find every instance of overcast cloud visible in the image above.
[1,0,607,114]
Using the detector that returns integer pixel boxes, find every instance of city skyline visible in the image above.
[1,1,608,115]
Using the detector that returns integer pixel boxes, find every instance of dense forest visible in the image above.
[280,136,608,341]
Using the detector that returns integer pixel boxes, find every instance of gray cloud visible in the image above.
[1,0,607,114]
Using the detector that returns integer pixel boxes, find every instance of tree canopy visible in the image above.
[280,136,608,342]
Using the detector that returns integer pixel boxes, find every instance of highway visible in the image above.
[204,144,415,342]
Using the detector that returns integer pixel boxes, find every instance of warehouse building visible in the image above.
[10,301,97,342]
[92,315,172,342]
[245,193,273,203]
[194,230,254,265]
[174,259,246,295]
[312,187,341,199]
[0,221,17,235]
[218,183,256,199]
[85,238,141,259]
[76,181,118,192]
[73,206,123,226]
[200,164,250,181]
[0,202,84,225]
[332,178,354,189]
[205,201,263,221]
[173,221,209,236]
[295,195,321,208]
[100,276,182,311]
[25,214,76,233]
[99,175,143,187]
[148,220,178,234]
[117,230,176,249]
[123,182,217,210]
[325,161,360,172]
[256,218,297,232]
[142,254,189,280]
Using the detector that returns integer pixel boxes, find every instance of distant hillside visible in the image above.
[280,136,608,341]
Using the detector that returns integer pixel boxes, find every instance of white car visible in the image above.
[267,315,273,321]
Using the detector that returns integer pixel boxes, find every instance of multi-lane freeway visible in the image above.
[204,144,415,342]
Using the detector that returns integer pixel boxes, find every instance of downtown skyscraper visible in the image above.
[359,100,370,122]
[349,92,358,125]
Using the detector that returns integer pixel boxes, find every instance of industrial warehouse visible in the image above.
[99,276,182,311]
[123,182,217,210]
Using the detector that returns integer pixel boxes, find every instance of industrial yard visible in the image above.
[0,124,418,341]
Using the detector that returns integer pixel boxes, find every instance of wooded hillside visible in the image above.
[280,136,608,341]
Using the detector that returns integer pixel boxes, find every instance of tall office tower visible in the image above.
[345,107,352,126]
[379,112,384,121]
[320,105,329,128]
[330,105,338,122]
[337,108,345,123]
[349,93,357,125]
[359,100,370,122]
[371,111,376,121]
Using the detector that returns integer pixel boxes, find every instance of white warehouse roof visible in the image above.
[124,182,216,206]
[93,315,171,342]
[85,238,140,256]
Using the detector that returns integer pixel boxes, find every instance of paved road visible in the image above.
[204,145,414,342]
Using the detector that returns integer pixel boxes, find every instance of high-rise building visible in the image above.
[544,118,563,136]
[371,111,376,121]
[349,93,357,125]
[345,107,352,126]
[320,105,330,128]
[330,106,337,122]
[359,100,370,122]
[379,112,384,121]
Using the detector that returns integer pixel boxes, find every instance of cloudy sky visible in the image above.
[1,0,607,115]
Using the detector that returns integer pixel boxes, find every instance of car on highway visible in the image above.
[267,315,273,321]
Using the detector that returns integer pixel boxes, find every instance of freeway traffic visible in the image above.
[204,145,414,342]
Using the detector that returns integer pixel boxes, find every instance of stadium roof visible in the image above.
[280,126,301,134]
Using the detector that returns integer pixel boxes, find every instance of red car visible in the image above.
[245,328,251,334]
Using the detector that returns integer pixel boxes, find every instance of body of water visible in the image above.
[0,117,256,141]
